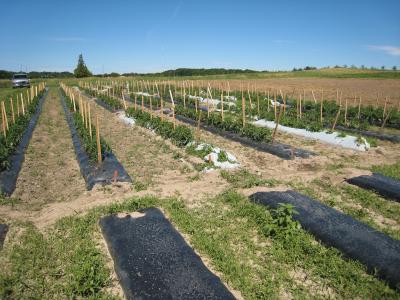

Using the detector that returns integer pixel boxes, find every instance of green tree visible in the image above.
[74,54,92,78]
[393,66,397,71]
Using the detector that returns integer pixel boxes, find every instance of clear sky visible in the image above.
[0,0,399,73]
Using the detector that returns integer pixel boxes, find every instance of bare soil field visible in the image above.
[200,78,400,107]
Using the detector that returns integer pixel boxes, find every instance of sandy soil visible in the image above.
[11,88,86,210]
[195,78,400,108]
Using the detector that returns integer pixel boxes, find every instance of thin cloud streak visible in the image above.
[368,45,400,56]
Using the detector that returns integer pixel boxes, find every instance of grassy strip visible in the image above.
[60,88,111,162]
[221,169,279,188]
[0,89,45,171]
[2,192,397,299]
[372,161,400,180]
[125,107,193,147]
[291,179,400,240]
[85,88,123,110]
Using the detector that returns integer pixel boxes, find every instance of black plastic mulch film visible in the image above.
[100,208,235,300]
[104,92,316,160]
[176,115,315,160]
[0,88,48,195]
[335,125,400,143]
[347,173,400,202]
[250,190,400,289]
[59,89,131,190]
[0,224,8,249]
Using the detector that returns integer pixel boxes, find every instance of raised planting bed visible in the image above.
[253,119,370,151]
[125,108,193,147]
[84,88,123,112]
[346,173,400,201]
[156,84,400,139]
[175,113,315,160]
[335,125,400,143]
[82,86,241,170]
[99,208,235,299]
[59,87,131,190]
[0,86,48,195]
[123,109,240,170]
[250,190,400,289]
[85,85,315,159]
[0,223,8,249]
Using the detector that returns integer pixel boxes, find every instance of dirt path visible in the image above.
[11,88,86,210]
[84,93,229,203]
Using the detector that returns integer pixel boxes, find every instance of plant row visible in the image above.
[125,107,193,147]
[127,83,400,132]
[84,88,123,110]
[60,87,111,162]
[0,86,45,171]
[120,90,272,143]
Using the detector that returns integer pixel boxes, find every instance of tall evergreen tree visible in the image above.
[74,54,92,78]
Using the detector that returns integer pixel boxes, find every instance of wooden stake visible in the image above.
[2,102,8,131]
[16,95,20,116]
[1,102,6,138]
[85,101,89,128]
[242,96,246,127]
[320,90,323,124]
[88,104,92,139]
[272,106,283,144]
[96,115,102,163]
[141,95,144,111]
[10,98,15,124]
[257,93,260,116]
[311,90,317,104]
[160,97,164,120]
[357,96,362,119]
[196,110,202,141]
[134,95,137,111]
[283,94,286,114]
[299,93,302,119]
[331,106,341,131]
[344,98,348,125]
[195,92,198,114]
[169,90,176,129]
[381,109,391,129]
[21,95,25,116]
[221,92,224,121]
[383,97,388,119]
[122,92,127,110]
[274,92,277,119]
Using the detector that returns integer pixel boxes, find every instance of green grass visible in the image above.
[372,161,400,180]
[1,191,399,299]
[291,179,400,240]
[221,169,279,188]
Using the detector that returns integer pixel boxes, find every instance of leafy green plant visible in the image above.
[0,89,45,172]
[85,88,123,110]
[217,150,229,162]
[266,203,301,238]
[126,107,194,147]
[60,88,111,162]
[221,169,278,188]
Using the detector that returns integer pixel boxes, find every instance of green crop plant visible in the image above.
[60,87,111,162]
[0,88,45,171]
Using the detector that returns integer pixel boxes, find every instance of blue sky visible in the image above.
[0,0,399,73]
